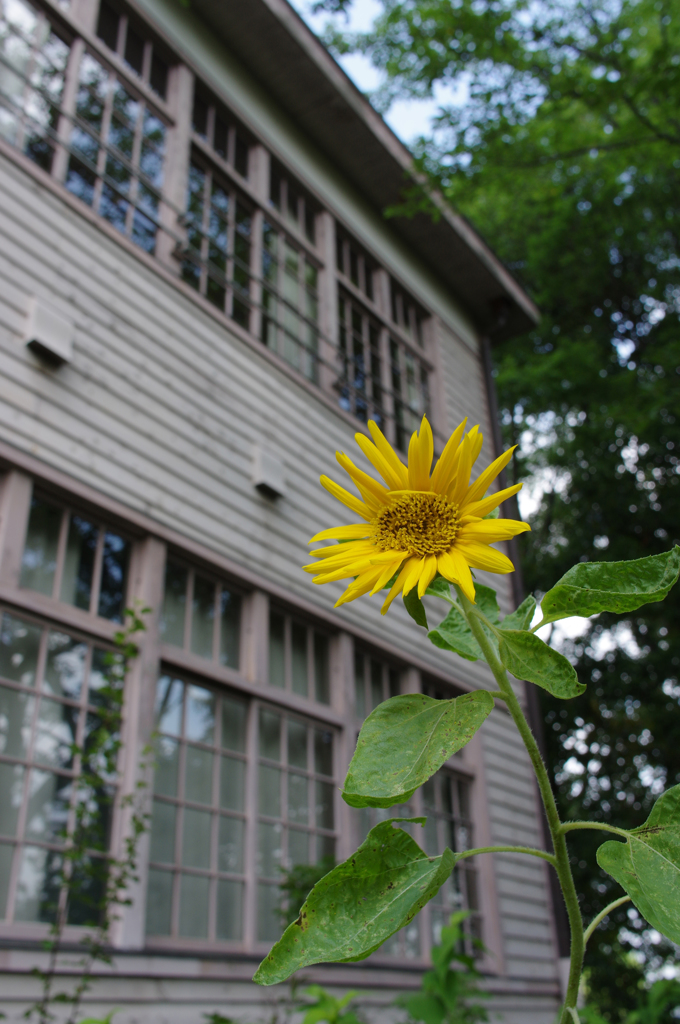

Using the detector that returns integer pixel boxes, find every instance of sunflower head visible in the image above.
[304,416,530,613]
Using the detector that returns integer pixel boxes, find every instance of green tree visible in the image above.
[311,0,680,1014]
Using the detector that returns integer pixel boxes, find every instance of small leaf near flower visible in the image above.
[497,630,585,699]
[500,594,536,632]
[253,819,455,985]
[597,784,680,945]
[342,691,494,808]
[428,603,484,661]
[539,547,680,626]
[403,588,428,628]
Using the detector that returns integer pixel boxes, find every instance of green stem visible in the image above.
[455,844,557,866]
[583,896,631,946]
[456,588,584,1024]
[559,821,629,839]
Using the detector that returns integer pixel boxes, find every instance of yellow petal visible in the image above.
[455,541,515,574]
[447,548,476,603]
[430,418,467,494]
[447,432,474,505]
[462,483,523,519]
[381,556,420,614]
[335,566,386,606]
[402,556,426,597]
[417,554,439,598]
[463,447,517,506]
[370,557,407,595]
[309,524,371,543]
[458,519,531,543]
[355,433,407,491]
[367,420,409,487]
[320,476,372,520]
[469,427,483,464]
[308,541,374,559]
[336,453,389,511]
[407,416,434,491]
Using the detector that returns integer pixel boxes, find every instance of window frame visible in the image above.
[267,606,332,706]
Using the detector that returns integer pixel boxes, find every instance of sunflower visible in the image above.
[303,416,530,613]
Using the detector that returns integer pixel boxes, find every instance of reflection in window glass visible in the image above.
[161,562,187,647]
[60,515,98,611]
[191,574,215,660]
[20,497,61,596]
[161,563,241,669]
[268,610,330,704]
[98,531,129,621]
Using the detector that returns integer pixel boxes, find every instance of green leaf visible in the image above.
[540,547,680,626]
[425,576,452,601]
[596,785,680,945]
[428,603,482,661]
[497,630,585,699]
[342,691,494,808]
[500,594,536,632]
[253,819,455,985]
[403,588,428,629]
[474,584,501,624]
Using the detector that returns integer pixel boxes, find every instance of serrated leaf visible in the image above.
[500,594,537,632]
[428,602,482,661]
[253,819,455,985]
[497,630,585,699]
[403,589,428,628]
[540,547,680,626]
[596,785,680,945]
[425,576,452,601]
[343,691,494,808]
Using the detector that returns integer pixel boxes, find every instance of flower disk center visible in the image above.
[372,493,461,557]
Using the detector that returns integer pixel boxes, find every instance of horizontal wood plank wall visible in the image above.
[0,152,559,1008]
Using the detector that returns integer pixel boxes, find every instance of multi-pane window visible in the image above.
[390,336,431,453]
[20,495,130,622]
[96,0,169,100]
[269,159,317,244]
[337,292,384,426]
[336,226,375,302]
[192,87,249,179]
[256,706,335,940]
[65,50,167,254]
[160,560,241,669]
[0,0,70,173]
[180,158,253,329]
[268,608,330,704]
[423,772,479,948]
[261,220,319,382]
[146,674,336,945]
[353,649,400,721]
[0,610,118,925]
[391,278,426,347]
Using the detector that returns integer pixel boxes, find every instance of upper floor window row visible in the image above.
[0,0,437,448]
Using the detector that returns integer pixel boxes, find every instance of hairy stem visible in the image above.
[456,589,584,1024]
[583,896,631,946]
[559,821,629,839]
[455,844,557,866]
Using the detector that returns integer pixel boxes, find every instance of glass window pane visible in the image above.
[161,562,187,647]
[185,685,215,744]
[88,647,121,708]
[354,652,365,720]
[185,745,214,805]
[154,735,179,797]
[0,685,34,760]
[24,769,70,844]
[20,497,61,595]
[217,815,244,873]
[150,799,176,863]
[316,833,335,864]
[315,781,334,830]
[14,844,60,923]
[60,514,98,610]
[389,668,401,699]
[191,574,215,660]
[98,531,129,621]
[0,761,24,837]
[33,698,77,770]
[287,719,307,770]
[218,589,241,668]
[0,842,13,919]
[259,709,280,761]
[181,807,211,869]
[291,623,307,697]
[179,872,209,938]
[314,633,329,704]
[314,729,333,778]
[370,660,383,711]
[221,694,246,753]
[44,631,86,699]
[288,826,309,866]
[219,755,244,812]
[268,611,285,688]
[216,879,243,940]
[257,822,282,879]
[0,612,41,687]
[155,676,183,736]
[145,867,172,935]
[257,881,280,942]
[288,773,308,824]
[258,765,280,818]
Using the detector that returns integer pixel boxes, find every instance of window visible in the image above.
[192,87,249,179]
[0,609,118,925]
[353,649,400,721]
[96,0,169,100]
[146,674,336,944]
[160,560,242,669]
[268,609,330,704]
[337,292,384,426]
[261,221,319,383]
[0,0,70,173]
[20,495,130,622]
[269,159,317,244]
[336,226,375,302]
[422,772,479,948]
[180,158,253,329]
[391,278,426,347]
[66,50,167,254]
[390,336,431,454]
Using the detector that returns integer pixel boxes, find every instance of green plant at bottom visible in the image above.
[581,977,680,1024]
[398,913,488,1024]
[297,985,366,1024]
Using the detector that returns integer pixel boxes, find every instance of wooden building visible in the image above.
[0,0,562,1019]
